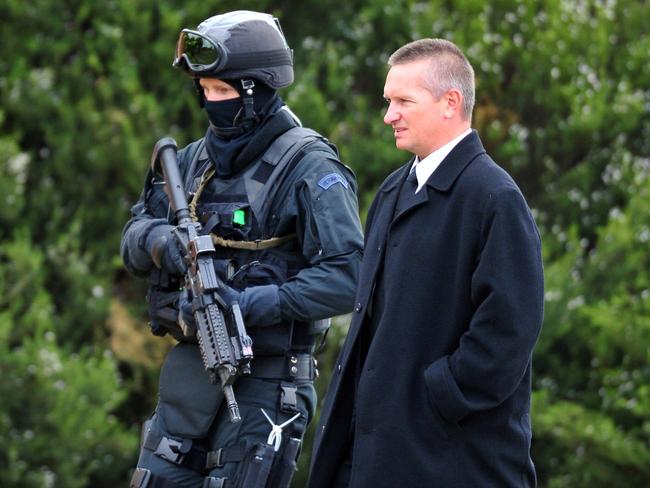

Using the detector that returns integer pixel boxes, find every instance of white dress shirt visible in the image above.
[410,128,472,193]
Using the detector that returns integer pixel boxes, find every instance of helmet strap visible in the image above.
[236,79,259,130]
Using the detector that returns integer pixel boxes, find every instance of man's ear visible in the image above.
[443,89,463,119]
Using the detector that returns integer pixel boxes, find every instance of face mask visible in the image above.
[204,98,242,129]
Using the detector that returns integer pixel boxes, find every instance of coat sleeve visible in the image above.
[276,151,364,321]
[120,143,197,277]
[120,170,171,277]
[424,187,544,423]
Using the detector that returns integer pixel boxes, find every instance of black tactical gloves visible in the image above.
[145,224,188,276]
[179,283,281,329]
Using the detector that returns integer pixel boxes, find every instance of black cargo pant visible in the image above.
[134,343,316,487]
[136,376,315,487]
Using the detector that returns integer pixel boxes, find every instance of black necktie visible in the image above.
[406,167,418,190]
[395,168,418,215]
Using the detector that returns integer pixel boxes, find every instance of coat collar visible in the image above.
[426,130,485,191]
[381,158,414,194]
[381,129,486,194]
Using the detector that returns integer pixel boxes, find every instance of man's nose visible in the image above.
[384,104,399,125]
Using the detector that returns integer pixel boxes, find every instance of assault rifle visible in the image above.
[151,137,253,423]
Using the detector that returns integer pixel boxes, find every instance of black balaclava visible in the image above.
[202,79,280,177]
[200,79,278,136]
[204,97,242,130]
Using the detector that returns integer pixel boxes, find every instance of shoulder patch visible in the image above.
[318,173,349,191]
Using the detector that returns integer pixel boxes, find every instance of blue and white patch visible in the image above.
[318,173,349,191]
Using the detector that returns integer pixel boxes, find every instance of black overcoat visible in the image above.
[309,131,544,487]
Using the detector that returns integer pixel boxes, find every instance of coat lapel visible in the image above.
[362,162,410,289]
[372,164,409,246]
[391,173,429,223]
[335,164,407,369]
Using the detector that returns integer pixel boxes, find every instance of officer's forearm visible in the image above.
[278,250,361,321]
[121,216,172,276]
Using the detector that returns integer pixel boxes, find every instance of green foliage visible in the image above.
[0,233,136,487]
[0,129,26,231]
[533,171,650,486]
[533,391,650,487]
[1,0,648,486]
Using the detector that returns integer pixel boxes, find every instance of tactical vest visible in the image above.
[180,125,335,355]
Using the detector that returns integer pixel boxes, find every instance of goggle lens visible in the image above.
[176,30,222,69]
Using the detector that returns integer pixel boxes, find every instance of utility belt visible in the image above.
[248,353,318,382]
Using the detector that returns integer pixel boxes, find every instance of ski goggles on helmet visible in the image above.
[173,29,227,73]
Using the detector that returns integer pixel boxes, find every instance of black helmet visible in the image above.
[173,10,293,89]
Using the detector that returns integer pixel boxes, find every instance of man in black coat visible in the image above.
[309,39,544,487]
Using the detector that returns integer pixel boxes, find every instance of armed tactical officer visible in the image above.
[121,10,363,488]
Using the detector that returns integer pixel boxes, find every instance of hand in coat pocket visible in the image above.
[422,367,460,441]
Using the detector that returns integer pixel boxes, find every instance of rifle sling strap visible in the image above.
[210,233,297,250]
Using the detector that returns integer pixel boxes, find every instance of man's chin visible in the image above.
[394,140,410,153]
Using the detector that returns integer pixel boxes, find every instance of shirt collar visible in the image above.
[410,128,472,192]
